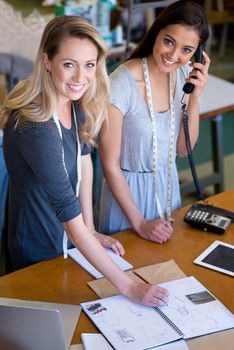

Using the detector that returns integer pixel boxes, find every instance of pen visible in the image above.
[133,271,168,306]
[133,271,150,284]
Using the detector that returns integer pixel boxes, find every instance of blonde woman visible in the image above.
[0,16,168,306]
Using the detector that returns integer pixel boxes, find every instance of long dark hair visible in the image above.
[130,0,209,59]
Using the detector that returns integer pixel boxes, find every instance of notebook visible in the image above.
[80,276,234,350]
[68,247,133,279]
[81,333,189,350]
[0,298,81,350]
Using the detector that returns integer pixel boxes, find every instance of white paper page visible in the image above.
[81,295,182,350]
[81,333,113,349]
[157,276,234,339]
[0,297,80,349]
[68,247,133,279]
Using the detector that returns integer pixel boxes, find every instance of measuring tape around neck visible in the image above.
[53,103,81,258]
[142,57,176,222]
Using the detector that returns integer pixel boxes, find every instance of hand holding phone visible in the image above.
[183,45,203,94]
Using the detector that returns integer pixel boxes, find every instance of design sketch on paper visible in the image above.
[165,295,218,333]
[87,299,180,348]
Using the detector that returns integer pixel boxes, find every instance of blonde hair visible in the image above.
[0,15,110,146]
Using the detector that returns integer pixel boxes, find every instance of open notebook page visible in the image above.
[157,276,234,339]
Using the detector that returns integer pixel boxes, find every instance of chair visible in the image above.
[0,53,34,91]
[205,0,234,58]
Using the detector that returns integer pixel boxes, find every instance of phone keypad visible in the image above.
[186,209,209,222]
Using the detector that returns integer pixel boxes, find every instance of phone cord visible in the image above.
[181,103,206,201]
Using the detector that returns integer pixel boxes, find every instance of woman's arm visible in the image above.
[63,215,169,306]
[177,51,210,157]
[79,153,95,230]
[100,104,173,243]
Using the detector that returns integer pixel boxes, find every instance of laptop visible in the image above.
[0,298,81,350]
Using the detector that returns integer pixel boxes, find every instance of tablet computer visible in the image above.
[194,240,234,277]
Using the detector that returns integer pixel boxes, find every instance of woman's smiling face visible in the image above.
[44,36,98,104]
[151,24,200,73]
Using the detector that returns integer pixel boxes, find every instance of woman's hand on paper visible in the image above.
[93,232,125,256]
[124,281,169,307]
[137,218,173,243]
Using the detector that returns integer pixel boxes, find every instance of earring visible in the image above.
[46,69,50,73]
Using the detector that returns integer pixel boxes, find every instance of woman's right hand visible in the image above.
[123,280,169,307]
[137,218,174,243]
[65,214,169,308]
[93,231,125,256]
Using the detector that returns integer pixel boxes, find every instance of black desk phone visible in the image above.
[181,45,234,234]
[184,203,233,234]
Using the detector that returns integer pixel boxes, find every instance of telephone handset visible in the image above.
[183,45,203,94]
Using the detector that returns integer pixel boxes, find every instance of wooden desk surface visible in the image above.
[0,189,234,345]
[200,75,234,119]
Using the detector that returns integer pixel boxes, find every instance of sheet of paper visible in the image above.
[158,276,234,339]
[0,297,81,349]
[68,247,133,279]
[81,333,113,349]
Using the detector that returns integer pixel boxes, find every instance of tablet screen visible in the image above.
[194,241,234,276]
[201,245,234,273]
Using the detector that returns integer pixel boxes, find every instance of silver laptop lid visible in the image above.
[0,305,67,350]
[0,297,81,350]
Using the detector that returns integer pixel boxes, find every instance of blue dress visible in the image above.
[98,64,190,234]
